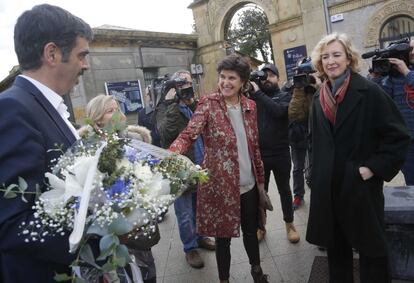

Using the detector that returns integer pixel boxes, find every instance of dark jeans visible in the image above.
[215,188,260,280]
[327,224,391,283]
[401,141,414,185]
[262,153,293,223]
[290,143,307,199]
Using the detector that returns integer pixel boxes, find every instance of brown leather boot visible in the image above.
[285,222,300,243]
[185,250,204,268]
[257,228,266,242]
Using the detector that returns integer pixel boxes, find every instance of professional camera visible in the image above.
[165,77,194,100]
[361,38,412,77]
[163,77,188,93]
[249,70,268,83]
[293,57,316,88]
[154,76,194,105]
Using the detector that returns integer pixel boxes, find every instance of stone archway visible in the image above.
[364,0,414,48]
[189,0,327,93]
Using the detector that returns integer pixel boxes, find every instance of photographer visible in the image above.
[377,38,414,185]
[156,70,215,269]
[288,60,321,208]
[250,64,300,244]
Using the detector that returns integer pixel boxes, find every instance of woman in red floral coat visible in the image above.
[169,54,269,283]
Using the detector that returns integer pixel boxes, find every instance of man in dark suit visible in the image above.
[0,4,92,282]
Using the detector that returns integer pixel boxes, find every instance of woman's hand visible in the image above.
[359,166,374,180]
[257,183,273,211]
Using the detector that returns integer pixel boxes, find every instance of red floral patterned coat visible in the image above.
[170,92,264,237]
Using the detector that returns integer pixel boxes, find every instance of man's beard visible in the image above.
[260,82,279,94]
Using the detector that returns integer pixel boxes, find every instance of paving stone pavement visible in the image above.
[152,171,412,283]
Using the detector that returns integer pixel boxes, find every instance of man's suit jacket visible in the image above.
[0,76,77,282]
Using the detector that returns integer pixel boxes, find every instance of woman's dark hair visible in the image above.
[217,54,251,82]
[14,4,93,71]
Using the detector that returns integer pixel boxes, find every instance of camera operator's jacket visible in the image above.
[169,92,264,237]
[288,87,314,123]
[157,100,197,162]
[379,68,414,139]
[306,72,410,256]
[251,88,291,157]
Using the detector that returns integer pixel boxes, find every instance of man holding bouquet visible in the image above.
[0,4,92,282]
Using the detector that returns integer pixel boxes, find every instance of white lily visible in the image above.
[69,142,107,252]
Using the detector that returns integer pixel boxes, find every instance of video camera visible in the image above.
[361,38,412,77]
[293,57,316,88]
[149,75,170,107]
[152,76,194,106]
[249,70,268,83]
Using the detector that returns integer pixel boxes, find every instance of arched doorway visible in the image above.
[364,0,414,48]
[379,15,414,48]
[223,4,274,64]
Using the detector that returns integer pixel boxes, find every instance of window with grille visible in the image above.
[143,68,159,88]
[379,15,414,48]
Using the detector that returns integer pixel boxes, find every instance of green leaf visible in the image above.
[97,245,114,261]
[20,194,28,203]
[108,217,133,235]
[4,183,18,198]
[79,243,101,269]
[35,184,41,201]
[53,273,72,282]
[99,234,119,252]
[75,278,87,283]
[3,190,17,199]
[18,177,28,192]
[6,183,18,191]
[113,256,126,267]
[115,244,131,264]
[101,262,115,272]
[87,221,109,236]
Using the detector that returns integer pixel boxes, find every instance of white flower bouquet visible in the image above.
[14,129,207,282]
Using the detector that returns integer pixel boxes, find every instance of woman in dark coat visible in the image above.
[306,32,410,283]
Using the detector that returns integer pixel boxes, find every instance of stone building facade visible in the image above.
[1,1,413,124]
[189,0,414,91]
[71,26,198,123]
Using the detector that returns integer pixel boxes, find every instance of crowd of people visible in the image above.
[0,3,413,283]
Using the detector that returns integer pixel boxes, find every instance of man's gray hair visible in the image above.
[171,69,191,80]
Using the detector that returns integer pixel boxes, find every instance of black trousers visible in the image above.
[290,143,307,199]
[262,153,293,223]
[327,223,391,283]
[215,187,260,280]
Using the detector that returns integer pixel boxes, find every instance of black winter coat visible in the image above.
[252,88,291,156]
[306,73,410,256]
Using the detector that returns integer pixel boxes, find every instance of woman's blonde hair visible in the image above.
[85,94,117,127]
[311,32,362,79]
